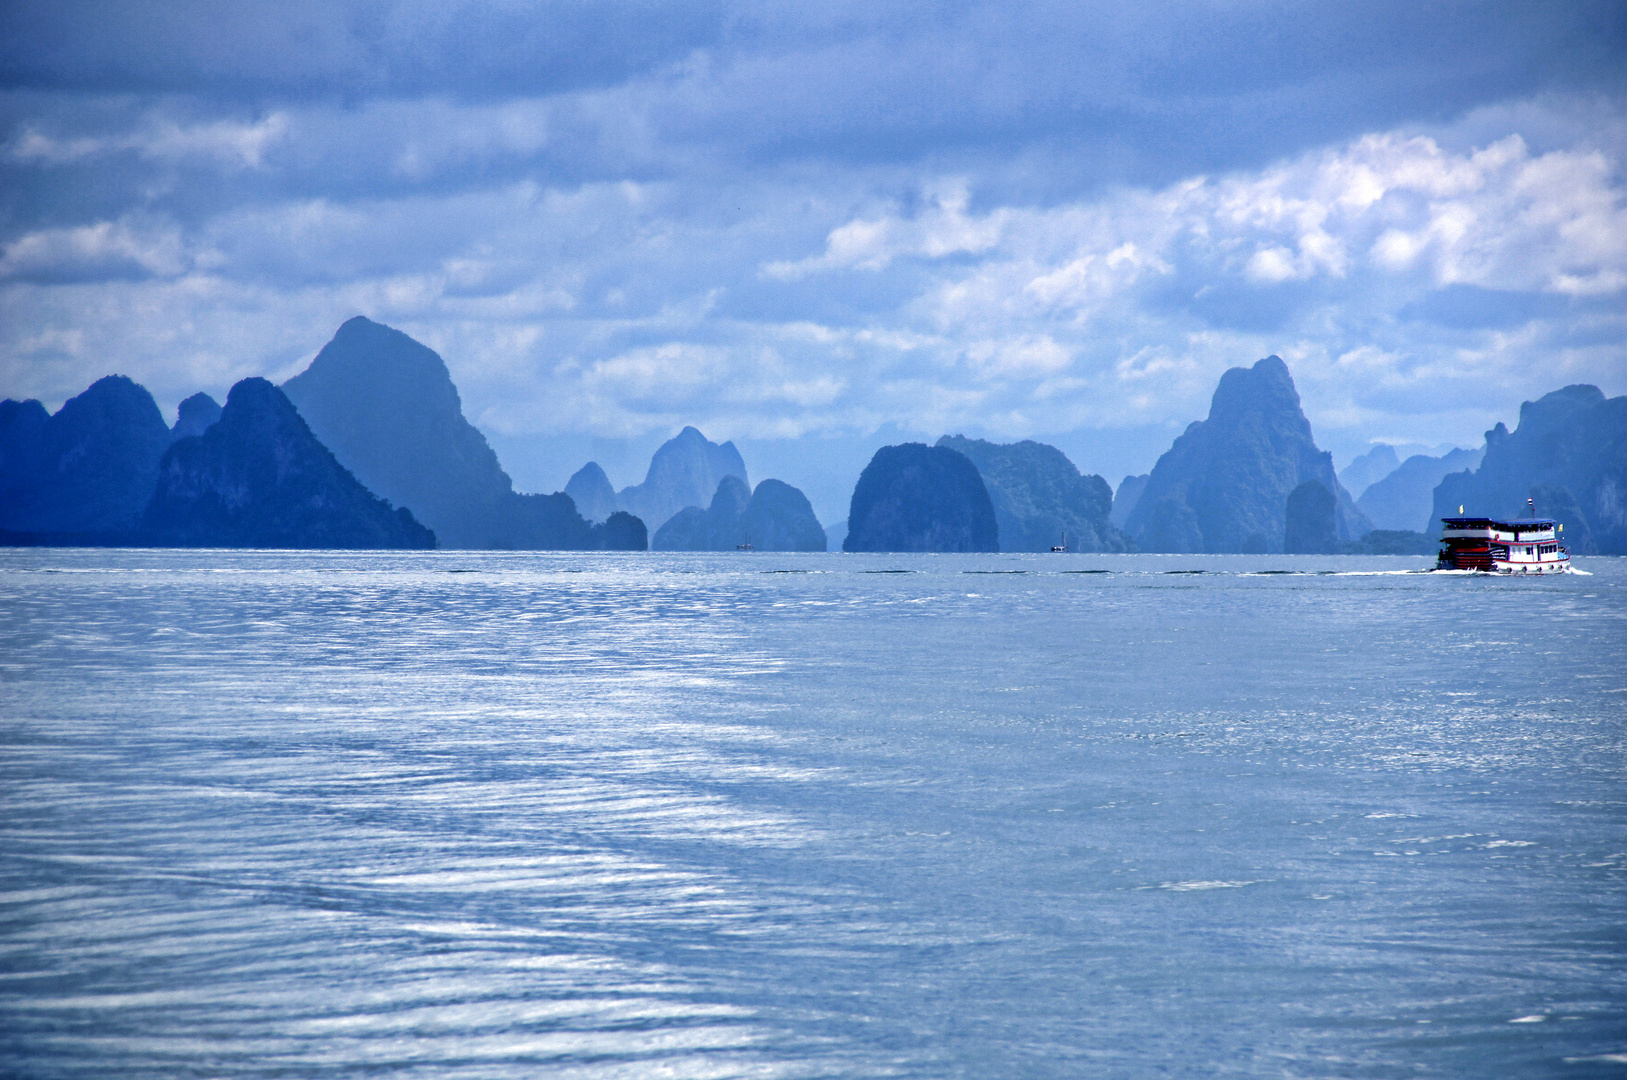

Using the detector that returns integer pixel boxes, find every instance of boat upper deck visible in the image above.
[1440,517,1558,542]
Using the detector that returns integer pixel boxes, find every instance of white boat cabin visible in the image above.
[1437,516,1570,574]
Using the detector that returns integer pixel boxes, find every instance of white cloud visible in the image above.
[966,335,1071,380]
[8,113,290,168]
[765,130,1624,346]
[0,219,194,281]
[763,181,1008,278]
[2,97,1624,480]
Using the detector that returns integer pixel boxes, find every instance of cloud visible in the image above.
[0,0,727,99]
[792,128,1627,349]
[8,112,289,168]
[1,4,1625,485]
[4,103,1625,465]
[764,182,1008,278]
[0,218,194,282]
[5,2,1624,195]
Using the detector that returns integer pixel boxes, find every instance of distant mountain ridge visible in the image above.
[2,319,645,549]
[7,329,1620,558]
[936,435,1128,552]
[1358,446,1482,532]
[282,317,643,550]
[1338,444,1401,499]
[1432,384,1627,554]
[1124,356,1370,553]
[143,378,435,549]
[1284,480,1338,554]
[653,475,752,550]
[1110,474,1148,529]
[0,375,171,536]
[845,443,997,552]
[740,479,826,551]
[282,317,518,547]
[0,398,51,524]
[653,476,825,551]
[616,427,748,533]
[565,462,619,523]
[172,392,222,441]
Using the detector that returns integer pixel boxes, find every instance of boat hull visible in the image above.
[1434,550,1573,574]
[1433,559,1572,574]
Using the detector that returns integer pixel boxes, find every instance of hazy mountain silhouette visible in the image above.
[653,476,824,551]
[618,427,748,533]
[1284,480,1337,554]
[1358,446,1482,532]
[1342,529,1437,555]
[585,509,648,551]
[653,475,751,550]
[844,443,997,552]
[742,479,826,551]
[143,378,435,549]
[1110,474,1148,529]
[282,317,513,546]
[283,317,643,549]
[1431,384,1627,554]
[0,398,49,521]
[1338,444,1400,499]
[564,462,619,523]
[496,495,647,551]
[171,392,222,440]
[0,375,171,535]
[936,435,1128,552]
[1124,356,1371,553]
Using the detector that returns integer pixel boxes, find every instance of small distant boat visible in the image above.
[1436,501,1570,574]
[1050,532,1067,553]
[736,534,754,551]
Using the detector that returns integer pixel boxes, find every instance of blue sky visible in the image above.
[2,1,1624,520]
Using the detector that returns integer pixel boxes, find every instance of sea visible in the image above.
[1,548,1624,1079]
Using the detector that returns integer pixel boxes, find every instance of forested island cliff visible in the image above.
[3,319,1621,553]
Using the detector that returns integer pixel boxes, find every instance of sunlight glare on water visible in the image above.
[1,549,1624,1078]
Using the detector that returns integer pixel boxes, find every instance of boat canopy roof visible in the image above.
[1441,516,1556,529]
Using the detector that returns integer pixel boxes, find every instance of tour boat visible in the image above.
[1050,532,1067,553]
[1436,505,1571,574]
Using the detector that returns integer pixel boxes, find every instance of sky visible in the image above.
[2,1,1625,521]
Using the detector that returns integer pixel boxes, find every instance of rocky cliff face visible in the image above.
[618,427,748,533]
[0,398,50,521]
[282,317,514,547]
[936,435,1128,552]
[589,510,648,551]
[1124,356,1370,553]
[741,479,826,551]
[171,392,223,440]
[1338,444,1401,499]
[0,375,172,535]
[1110,474,1148,529]
[844,443,997,553]
[653,476,824,551]
[1431,385,1627,554]
[495,493,647,550]
[1357,446,1482,532]
[653,475,752,550]
[1284,480,1338,554]
[283,317,638,549]
[143,378,436,549]
[564,462,619,523]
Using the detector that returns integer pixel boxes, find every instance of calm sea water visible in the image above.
[1,549,1624,1078]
